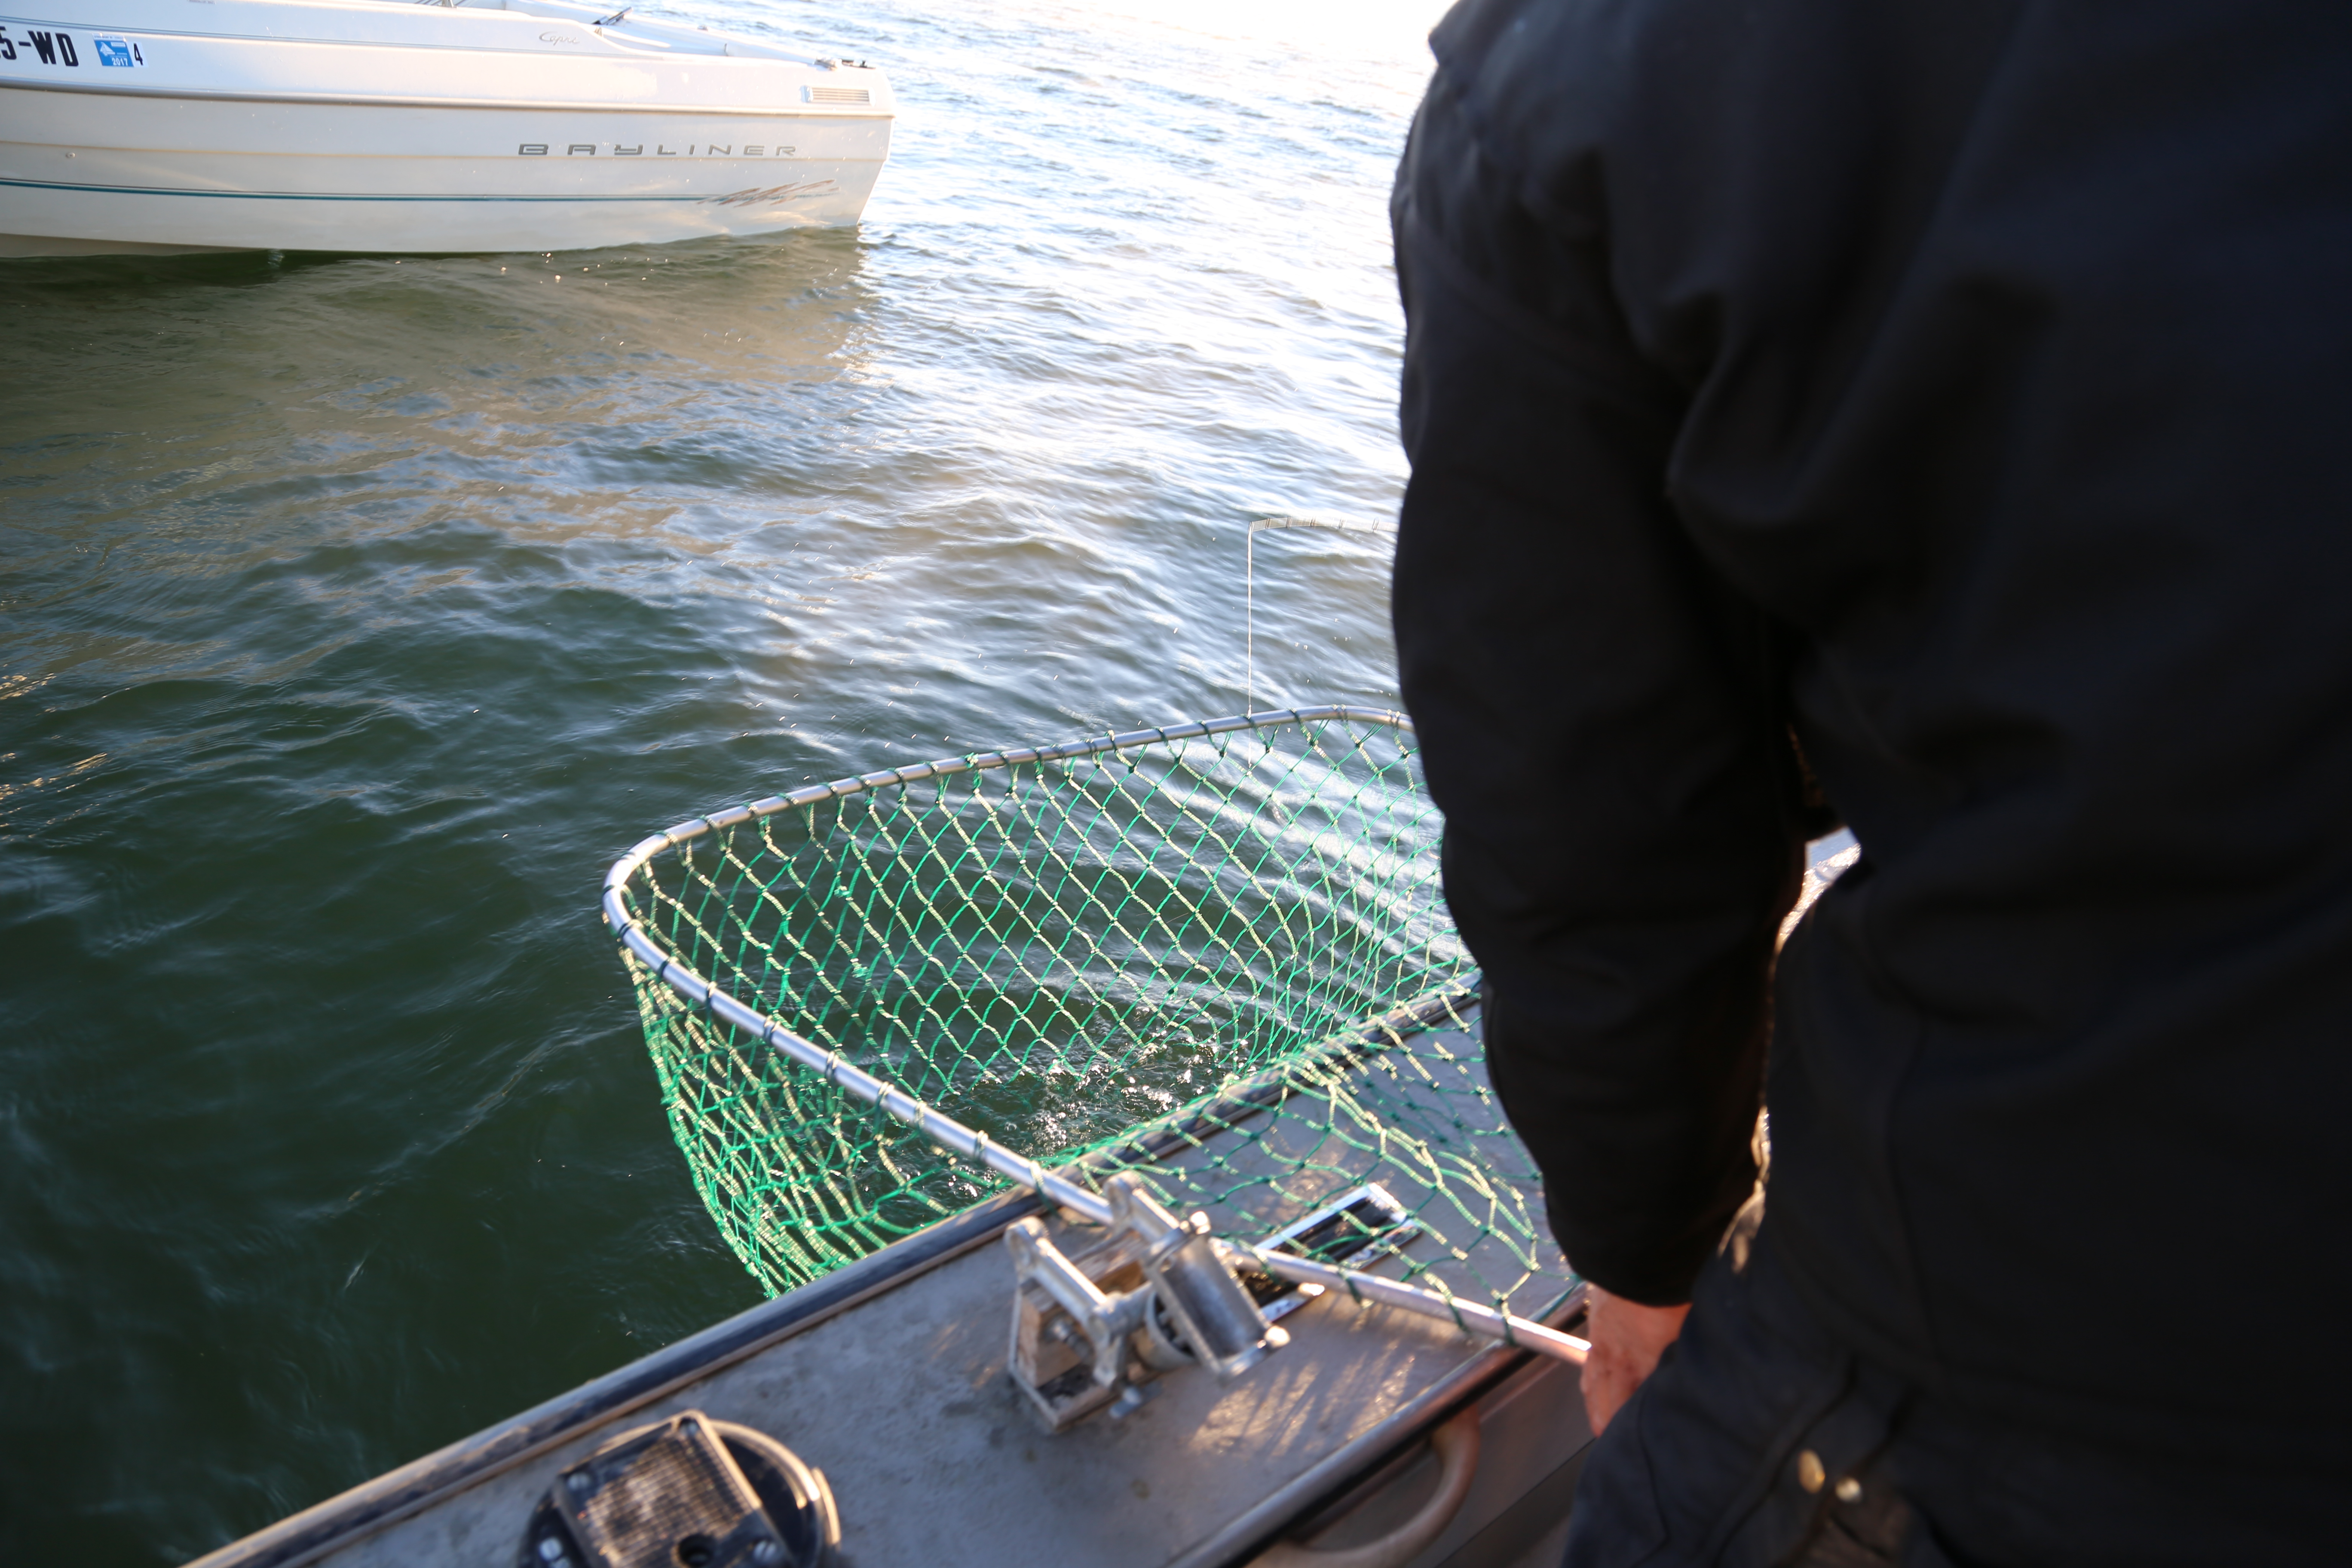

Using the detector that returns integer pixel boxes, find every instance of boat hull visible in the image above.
[0,0,891,254]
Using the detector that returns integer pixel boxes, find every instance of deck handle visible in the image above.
[1251,1406,1482,1568]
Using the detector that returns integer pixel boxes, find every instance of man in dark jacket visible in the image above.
[1390,0,2352,1561]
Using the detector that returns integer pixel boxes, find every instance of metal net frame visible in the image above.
[605,708,1576,1326]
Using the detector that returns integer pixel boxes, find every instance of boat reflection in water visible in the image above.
[0,0,891,257]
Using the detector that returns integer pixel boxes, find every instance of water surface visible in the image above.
[0,0,1446,1557]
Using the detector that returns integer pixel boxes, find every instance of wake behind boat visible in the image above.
[0,0,892,256]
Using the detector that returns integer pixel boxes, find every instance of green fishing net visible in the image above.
[609,709,1575,1324]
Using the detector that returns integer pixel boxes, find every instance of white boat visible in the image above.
[0,0,893,257]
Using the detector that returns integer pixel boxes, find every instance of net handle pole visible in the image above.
[1243,1248,1591,1366]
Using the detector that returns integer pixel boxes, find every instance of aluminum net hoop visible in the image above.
[606,708,1569,1322]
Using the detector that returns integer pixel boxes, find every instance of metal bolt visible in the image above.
[1834,1476,1864,1504]
[752,1540,783,1565]
[1795,1449,1826,1494]
[567,1472,593,1496]
[538,1535,567,1562]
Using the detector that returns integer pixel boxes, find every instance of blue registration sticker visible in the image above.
[93,34,143,66]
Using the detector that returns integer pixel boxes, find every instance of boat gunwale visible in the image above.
[184,1178,1572,1568]
[185,980,1519,1568]
[181,1186,1047,1568]
[1167,1289,1587,1568]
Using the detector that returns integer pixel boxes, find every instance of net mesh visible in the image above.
[611,711,1575,1323]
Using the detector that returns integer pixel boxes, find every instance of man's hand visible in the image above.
[1581,1285,1691,1436]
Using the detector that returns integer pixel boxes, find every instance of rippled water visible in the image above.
[0,0,1445,1558]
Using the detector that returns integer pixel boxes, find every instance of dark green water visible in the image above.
[0,0,1439,1557]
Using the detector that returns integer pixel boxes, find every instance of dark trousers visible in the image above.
[1561,1225,2340,1567]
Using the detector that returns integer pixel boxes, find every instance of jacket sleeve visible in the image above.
[1390,59,1808,1306]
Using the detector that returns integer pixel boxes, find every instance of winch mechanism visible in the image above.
[1007,1175,1417,1430]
